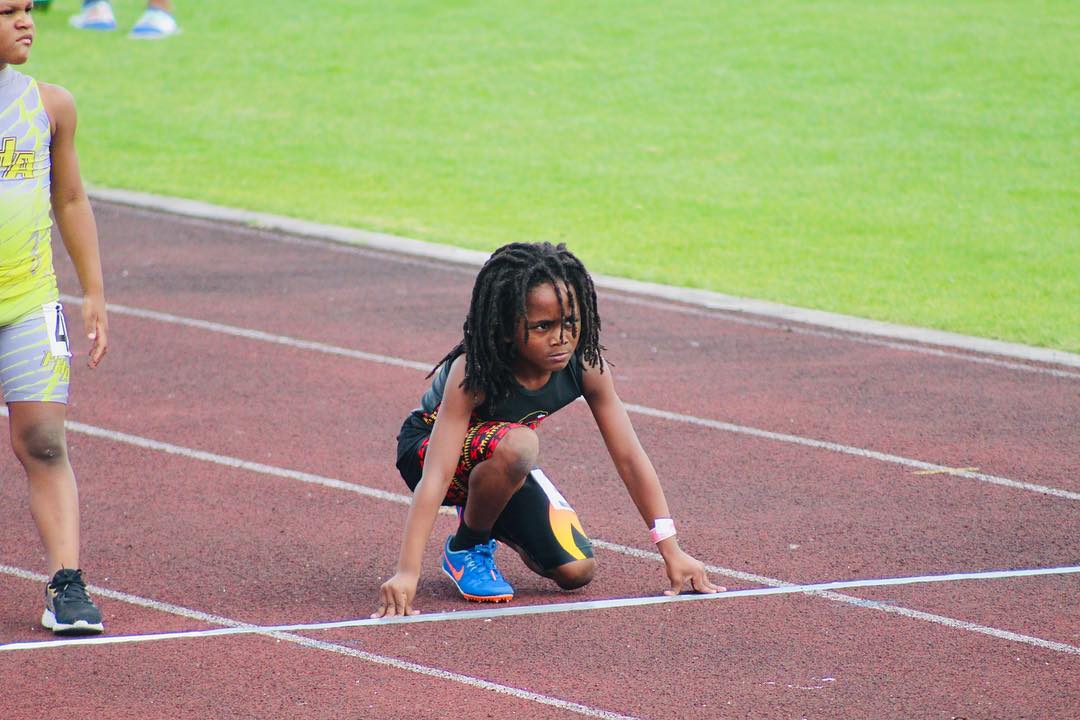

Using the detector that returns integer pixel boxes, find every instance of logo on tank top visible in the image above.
[0,137,35,180]
[517,410,548,428]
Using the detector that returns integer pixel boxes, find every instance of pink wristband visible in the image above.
[650,518,676,544]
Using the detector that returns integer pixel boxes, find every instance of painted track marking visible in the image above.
[65,296,1079,503]
[603,294,1080,380]
[88,191,1080,377]
[593,542,1080,657]
[1,411,1075,656]
[120,204,1075,380]
[3,564,1078,654]
[621,404,1079,501]
[0,566,638,720]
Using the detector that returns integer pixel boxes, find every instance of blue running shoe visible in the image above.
[440,536,514,603]
[68,1,116,31]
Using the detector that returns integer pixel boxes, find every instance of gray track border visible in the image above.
[89,187,1080,370]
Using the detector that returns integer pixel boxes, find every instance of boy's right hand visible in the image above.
[371,571,421,618]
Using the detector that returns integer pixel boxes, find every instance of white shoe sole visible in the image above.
[41,608,104,636]
[129,27,182,40]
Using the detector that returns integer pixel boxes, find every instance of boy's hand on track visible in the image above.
[660,544,724,596]
[372,571,421,618]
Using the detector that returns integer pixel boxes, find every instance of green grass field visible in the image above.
[26,1,1079,352]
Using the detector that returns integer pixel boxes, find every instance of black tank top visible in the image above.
[401,353,585,439]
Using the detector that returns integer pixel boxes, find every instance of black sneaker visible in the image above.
[42,568,104,636]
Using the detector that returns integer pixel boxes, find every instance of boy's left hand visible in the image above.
[81,294,108,368]
[660,542,724,595]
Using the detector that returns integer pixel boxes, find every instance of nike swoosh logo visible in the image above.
[445,553,465,581]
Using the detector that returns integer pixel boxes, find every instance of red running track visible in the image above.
[1,202,1077,719]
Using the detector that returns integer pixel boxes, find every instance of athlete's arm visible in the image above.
[40,82,108,369]
[582,361,721,595]
[373,355,476,618]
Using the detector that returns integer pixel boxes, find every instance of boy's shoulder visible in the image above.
[35,81,75,132]
[36,80,74,106]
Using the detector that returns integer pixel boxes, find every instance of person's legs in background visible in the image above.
[129,0,179,39]
[68,0,116,31]
[68,1,180,39]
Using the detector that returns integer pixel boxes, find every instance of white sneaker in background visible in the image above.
[128,8,180,40]
[68,0,117,31]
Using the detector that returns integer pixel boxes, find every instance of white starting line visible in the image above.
[3,565,1079,654]
[0,407,1076,658]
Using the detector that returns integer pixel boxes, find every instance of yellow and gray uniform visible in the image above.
[0,66,70,403]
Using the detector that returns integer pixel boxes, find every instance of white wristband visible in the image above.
[650,518,676,544]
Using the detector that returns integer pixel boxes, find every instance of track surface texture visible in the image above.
[1,202,1077,719]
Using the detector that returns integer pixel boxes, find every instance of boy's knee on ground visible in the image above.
[552,558,597,590]
[14,423,67,465]
[494,427,539,479]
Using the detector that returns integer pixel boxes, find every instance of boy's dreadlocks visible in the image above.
[432,242,605,411]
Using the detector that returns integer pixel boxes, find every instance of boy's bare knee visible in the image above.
[495,427,539,479]
[553,558,597,590]
[15,424,67,466]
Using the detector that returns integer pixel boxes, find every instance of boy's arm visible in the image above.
[582,362,723,595]
[373,356,475,618]
[40,83,108,368]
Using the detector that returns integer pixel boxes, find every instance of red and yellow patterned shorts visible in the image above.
[415,420,520,505]
[395,416,594,571]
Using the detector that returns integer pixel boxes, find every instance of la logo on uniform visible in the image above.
[0,137,34,179]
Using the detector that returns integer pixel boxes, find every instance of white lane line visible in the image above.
[4,565,1078,655]
[0,566,639,720]
[594,542,1080,656]
[94,204,1080,382]
[609,295,1080,381]
[621,404,1080,502]
[117,204,1076,381]
[65,296,1079,503]
[0,408,456,517]
[66,298,431,373]
[88,187,1080,374]
[1,413,1075,656]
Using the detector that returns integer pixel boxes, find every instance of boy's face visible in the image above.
[0,1,34,67]
[512,281,581,377]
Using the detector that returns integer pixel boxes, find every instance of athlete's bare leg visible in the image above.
[461,426,538,532]
[9,401,79,574]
